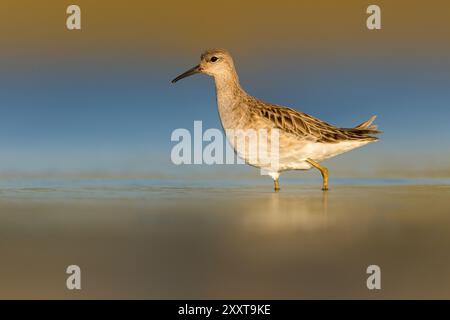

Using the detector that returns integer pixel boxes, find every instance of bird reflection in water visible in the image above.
[237,190,330,233]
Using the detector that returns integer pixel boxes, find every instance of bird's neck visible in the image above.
[213,71,245,114]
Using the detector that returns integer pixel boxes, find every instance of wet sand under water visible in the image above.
[0,184,449,299]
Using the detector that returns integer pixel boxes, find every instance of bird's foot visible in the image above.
[274,179,280,192]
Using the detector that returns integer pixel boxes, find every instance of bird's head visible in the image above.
[171,49,237,83]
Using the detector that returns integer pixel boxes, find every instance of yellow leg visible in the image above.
[274,178,280,192]
[306,158,329,191]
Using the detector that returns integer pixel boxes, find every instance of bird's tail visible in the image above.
[340,115,381,140]
[354,115,378,131]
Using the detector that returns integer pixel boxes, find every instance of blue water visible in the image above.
[0,176,449,200]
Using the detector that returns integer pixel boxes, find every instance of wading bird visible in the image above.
[172,49,380,191]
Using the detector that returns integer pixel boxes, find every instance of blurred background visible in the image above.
[1,0,450,300]
[1,0,449,182]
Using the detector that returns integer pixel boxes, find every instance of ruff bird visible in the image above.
[172,49,380,191]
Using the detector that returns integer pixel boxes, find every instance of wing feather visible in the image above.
[247,98,380,143]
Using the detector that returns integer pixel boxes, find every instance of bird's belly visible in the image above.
[219,108,373,171]
[228,131,371,171]
[277,139,372,170]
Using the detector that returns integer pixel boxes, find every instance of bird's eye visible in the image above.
[210,56,218,62]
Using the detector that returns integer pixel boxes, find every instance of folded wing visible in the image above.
[248,98,380,143]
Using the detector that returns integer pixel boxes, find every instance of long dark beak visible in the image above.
[171,65,201,83]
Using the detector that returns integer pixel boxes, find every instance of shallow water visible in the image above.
[0,180,449,299]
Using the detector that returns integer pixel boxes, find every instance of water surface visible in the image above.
[0,179,449,299]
